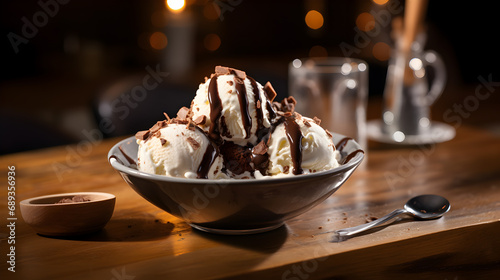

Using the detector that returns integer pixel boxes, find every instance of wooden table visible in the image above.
[1,125,499,279]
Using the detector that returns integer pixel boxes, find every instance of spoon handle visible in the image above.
[334,209,407,237]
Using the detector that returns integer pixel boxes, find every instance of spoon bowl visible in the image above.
[404,194,450,220]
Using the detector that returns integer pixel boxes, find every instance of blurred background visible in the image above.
[1,0,499,154]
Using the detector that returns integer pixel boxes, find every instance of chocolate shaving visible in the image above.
[186,137,200,150]
[163,112,171,121]
[227,80,234,86]
[256,100,261,109]
[313,116,321,125]
[325,129,333,138]
[252,140,268,155]
[150,120,168,134]
[303,120,311,127]
[264,82,277,101]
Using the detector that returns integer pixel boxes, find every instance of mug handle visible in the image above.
[422,50,446,106]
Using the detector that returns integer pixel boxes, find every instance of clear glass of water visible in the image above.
[289,57,369,150]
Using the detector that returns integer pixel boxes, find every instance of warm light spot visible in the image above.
[372,42,391,61]
[356,12,375,32]
[149,32,168,50]
[373,0,389,5]
[203,3,220,20]
[204,33,221,51]
[309,45,328,57]
[166,0,185,13]
[305,10,324,30]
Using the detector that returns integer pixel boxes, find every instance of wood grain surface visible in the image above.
[1,125,499,279]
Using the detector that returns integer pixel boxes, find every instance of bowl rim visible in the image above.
[108,134,364,185]
[20,192,116,206]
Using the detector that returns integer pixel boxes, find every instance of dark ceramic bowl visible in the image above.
[108,133,363,234]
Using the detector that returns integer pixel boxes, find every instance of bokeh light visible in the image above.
[356,12,375,32]
[149,32,168,50]
[204,33,221,51]
[372,42,390,61]
[305,10,324,30]
[373,0,389,5]
[165,0,185,13]
[309,45,328,57]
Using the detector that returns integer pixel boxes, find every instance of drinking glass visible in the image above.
[289,58,369,150]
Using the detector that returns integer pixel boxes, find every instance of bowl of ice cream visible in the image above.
[108,66,364,234]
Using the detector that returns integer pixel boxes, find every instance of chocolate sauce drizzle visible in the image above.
[336,137,365,164]
[341,149,364,164]
[249,77,263,134]
[234,77,252,139]
[197,141,218,179]
[118,145,136,166]
[336,137,352,152]
[284,116,303,175]
[208,75,223,138]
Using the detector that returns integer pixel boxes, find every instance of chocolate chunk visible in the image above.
[160,138,167,146]
[227,80,234,86]
[194,115,207,125]
[177,107,191,120]
[282,96,296,113]
[135,130,150,141]
[215,66,246,79]
[150,120,168,134]
[264,82,277,101]
[186,137,200,150]
[186,119,196,131]
[252,140,268,155]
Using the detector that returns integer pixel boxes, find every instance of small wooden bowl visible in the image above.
[20,192,115,236]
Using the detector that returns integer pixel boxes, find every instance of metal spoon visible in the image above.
[332,194,450,241]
